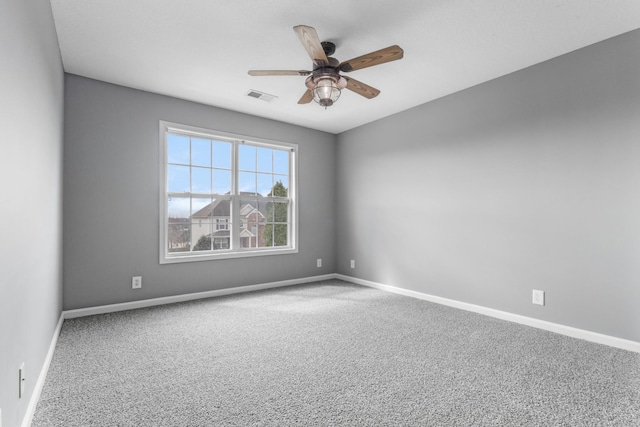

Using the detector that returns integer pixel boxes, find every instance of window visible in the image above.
[160,121,297,263]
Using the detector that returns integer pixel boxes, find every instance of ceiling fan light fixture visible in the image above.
[312,75,342,108]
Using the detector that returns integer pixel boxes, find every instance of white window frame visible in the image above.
[159,121,298,264]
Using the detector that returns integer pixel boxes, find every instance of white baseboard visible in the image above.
[63,274,337,319]
[61,272,640,353]
[22,313,64,427]
[336,274,640,354]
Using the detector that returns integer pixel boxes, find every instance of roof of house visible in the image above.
[192,199,230,218]
[192,195,264,219]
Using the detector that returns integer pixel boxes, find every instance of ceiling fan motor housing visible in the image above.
[321,41,336,56]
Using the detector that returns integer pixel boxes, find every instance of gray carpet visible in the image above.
[33,280,640,426]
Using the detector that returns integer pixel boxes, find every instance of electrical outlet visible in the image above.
[532,289,545,306]
[132,276,142,289]
[350,260,355,269]
[316,258,322,268]
[18,363,25,398]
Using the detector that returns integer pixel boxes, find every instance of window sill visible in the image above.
[160,247,298,264]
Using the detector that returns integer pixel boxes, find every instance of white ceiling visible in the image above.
[50,0,640,134]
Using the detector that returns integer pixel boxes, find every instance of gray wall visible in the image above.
[0,0,64,426]
[336,29,640,343]
[63,74,336,310]
[1,12,636,425]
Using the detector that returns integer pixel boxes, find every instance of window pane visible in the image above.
[273,202,289,223]
[167,193,190,253]
[273,224,288,247]
[256,222,270,247]
[167,134,190,164]
[238,198,259,245]
[191,167,211,194]
[273,149,289,175]
[212,141,231,169]
[168,223,191,252]
[209,198,232,251]
[258,200,272,222]
[192,220,212,251]
[210,198,231,217]
[270,179,288,197]
[191,197,212,216]
[257,147,272,173]
[191,138,211,167]
[168,196,190,221]
[239,171,256,194]
[239,145,256,171]
[167,165,190,193]
[257,173,273,197]
[239,199,261,225]
[213,169,231,195]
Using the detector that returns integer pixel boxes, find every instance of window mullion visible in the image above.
[231,141,240,250]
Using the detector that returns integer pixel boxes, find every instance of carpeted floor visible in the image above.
[32,280,640,426]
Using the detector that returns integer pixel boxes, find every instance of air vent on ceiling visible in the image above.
[246,90,277,103]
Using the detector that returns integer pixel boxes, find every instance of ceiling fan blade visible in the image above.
[298,89,314,104]
[339,45,404,72]
[344,77,380,99]
[293,25,329,68]
[248,70,311,76]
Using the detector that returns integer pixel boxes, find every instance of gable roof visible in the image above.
[191,196,265,219]
[192,199,229,218]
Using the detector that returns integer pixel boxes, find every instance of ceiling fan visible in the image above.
[248,25,404,108]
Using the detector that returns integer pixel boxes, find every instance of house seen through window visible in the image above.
[160,121,297,263]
